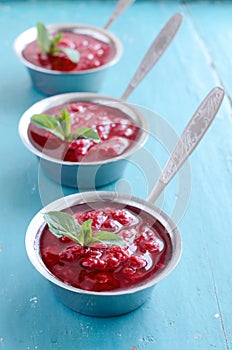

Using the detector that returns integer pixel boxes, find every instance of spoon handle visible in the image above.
[147,87,225,203]
[121,13,183,100]
[104,0,135,30]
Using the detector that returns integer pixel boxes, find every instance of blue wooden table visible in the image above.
[1,1,232,349]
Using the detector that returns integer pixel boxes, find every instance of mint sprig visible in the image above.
[37,22,80,63]
[31,108,100,143]
[44,211,126,247]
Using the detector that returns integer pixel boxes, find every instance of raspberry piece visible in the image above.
[78,272,96,291]
[95,273,109,284]
[99,137,129,157]
[59,245,84,262]
[126,255,147,269]
[101,219,119,232]
[64,139,94,162]
[57,38,76,50]
[38,52,50,67]
[135,229,164,253]
[108,246,130,262]
[120,229,136,241]
[29,128,62,151]
[49,54,78,71]
[81,257,106,270]
[95,124,112,140]
[121,267,136,277]
[86,249,102,259]
[110,122,138,140]
[71,139,94,156]
[111,209,135,225]
[75,210,108,230]
[68,103,87,113]
[63,147,79,162]
[85,137,129,161]
[105,256,120,269]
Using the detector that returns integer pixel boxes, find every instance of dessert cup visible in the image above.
[25,191,182,317]
[14,23,123,95]
[18,92,148,189]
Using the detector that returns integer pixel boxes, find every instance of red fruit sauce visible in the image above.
[22,32,115,72]
[28,101,140,162]
[39,202,172,292]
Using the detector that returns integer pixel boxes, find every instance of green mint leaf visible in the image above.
[79,220,93,245]
[36,22,79,63]
[88,231,126,247]
[69,127,101,142]
[31,114,65,141]
[37,22,53,53]
[60,109,71,137]
[52,34,62,49]
[49,34,63,55]
[31,109,100,144]
[61,48,80,63]
[44,211,83,245]
[43,211,126,248]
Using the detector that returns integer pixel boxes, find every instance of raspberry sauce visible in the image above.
[22,32,115,72]
[28,101,140,162]
[39,202,172,292]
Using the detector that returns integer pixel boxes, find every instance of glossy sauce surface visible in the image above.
[28,101,140,162]
[22,32,115,72]
[39,202,172,292]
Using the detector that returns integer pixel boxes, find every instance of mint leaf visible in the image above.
[79,219,93,245]
[88,231,126,247]
[50,33,62,54]
[43,211,83,245]
[37,22,52,53]
[59,109,71,137]
[61,48,80,63]
[69,127,101,143]
[31,109,100,143]
[36,22,80,63]
[43,211,126,247]
[31,113,65,141]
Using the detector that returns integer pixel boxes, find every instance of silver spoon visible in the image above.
[104,0,135,30]
[147,87,225,203]
[121,12,183,100]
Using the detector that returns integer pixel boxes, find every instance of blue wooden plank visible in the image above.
[179,2,232,348]
[1,1,232,349]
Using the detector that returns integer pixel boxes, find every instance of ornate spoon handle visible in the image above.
[147,87,225,203]
[121,13,183,100]
[104,0,135,30]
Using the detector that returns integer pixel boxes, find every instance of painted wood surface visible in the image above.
[0,1,232,349]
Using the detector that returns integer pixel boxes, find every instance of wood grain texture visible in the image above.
[0,1,232,349]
